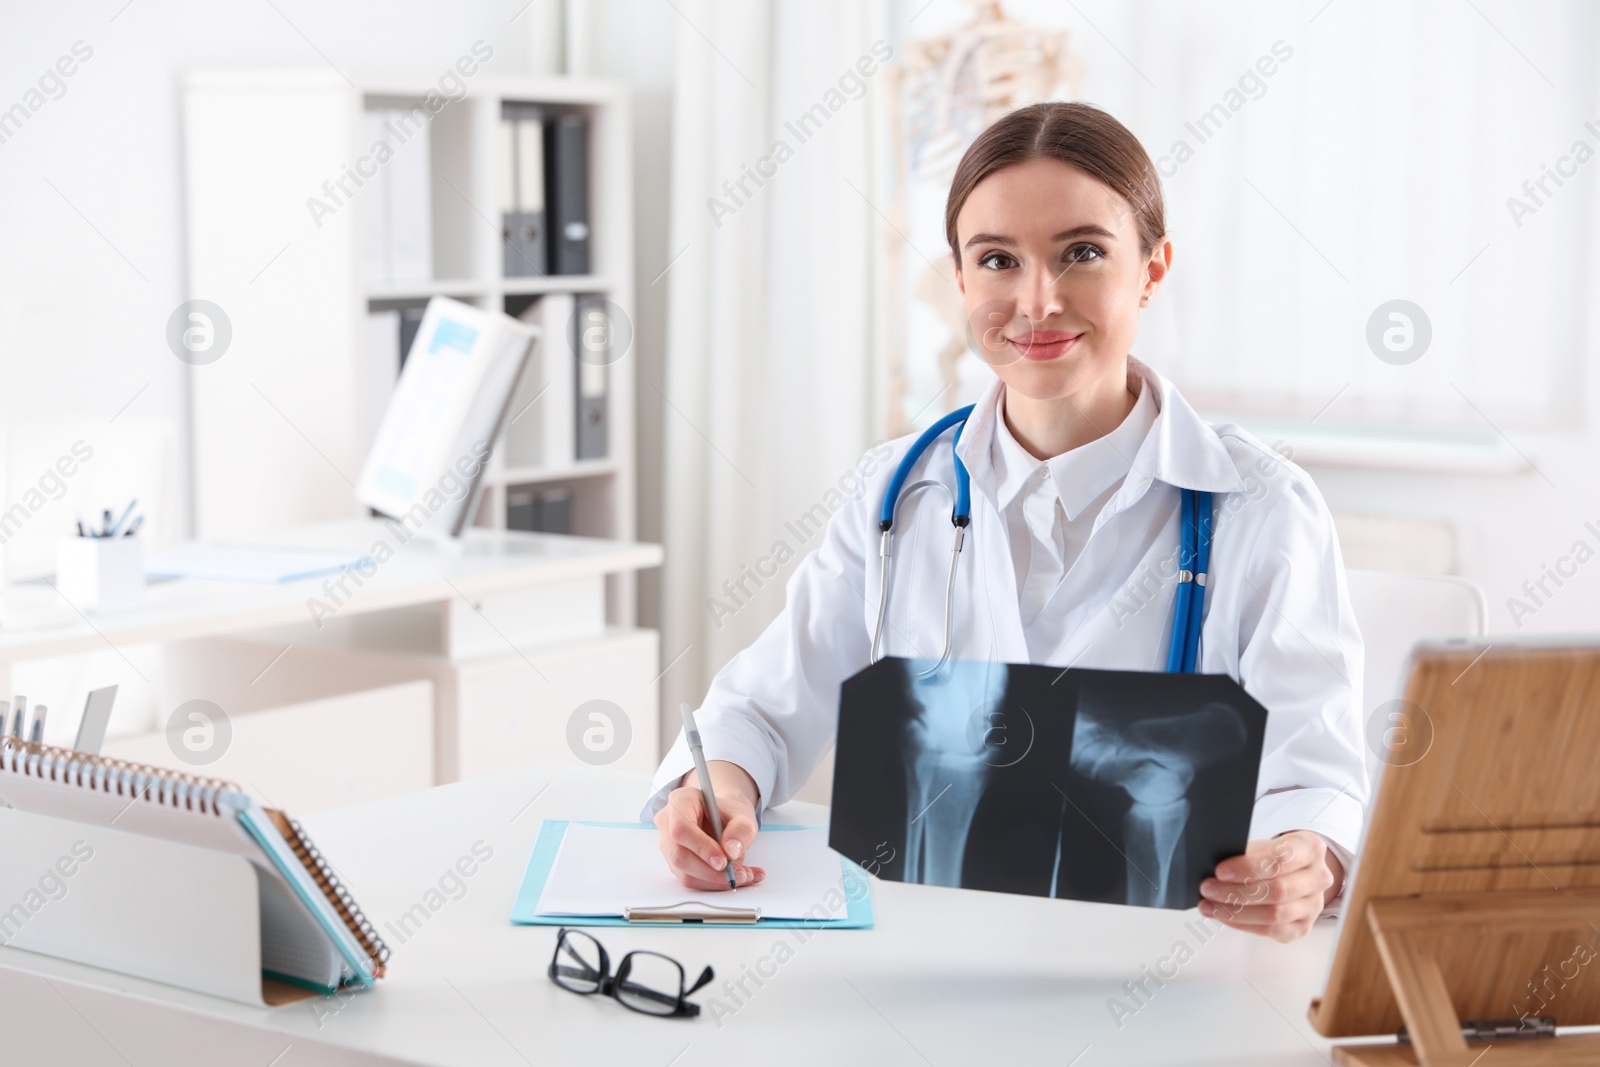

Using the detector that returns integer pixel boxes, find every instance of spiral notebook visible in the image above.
[0,737,388,1003]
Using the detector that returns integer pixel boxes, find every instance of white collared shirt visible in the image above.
[993,375,1158,648]
[645,357,1367,913]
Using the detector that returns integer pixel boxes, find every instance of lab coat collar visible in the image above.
[954,356,1246,514]
[1121,355,1248,496]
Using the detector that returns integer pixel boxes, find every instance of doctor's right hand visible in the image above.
[655,760,765,891]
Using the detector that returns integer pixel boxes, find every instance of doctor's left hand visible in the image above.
[1195,831,1345,943]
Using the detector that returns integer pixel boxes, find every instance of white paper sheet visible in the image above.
[535,824,849,921]
[145,544,369,584]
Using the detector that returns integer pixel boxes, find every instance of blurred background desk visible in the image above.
[0,523,662,812]
[0,765,1357,1067]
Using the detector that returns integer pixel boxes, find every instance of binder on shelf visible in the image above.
[537,487,573,533]
[0,738,388,1006]
[540,294,576,467]
[397,304,427,369]
[358,296,537,537]
[387,112,433,283]
[360,110,392,285]
[507,485,573,535]
[360,107,433,285]
[501,103,547,277]
[498,109,516,225]
[506,486,536,531]
[505,294,576,469]
[573,295,609,460]
[544,112,591,275]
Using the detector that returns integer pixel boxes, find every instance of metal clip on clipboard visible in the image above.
[622,901,762,924]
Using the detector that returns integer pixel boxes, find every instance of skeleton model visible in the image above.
[1068,701,1248,907]
[882,0,1083,437]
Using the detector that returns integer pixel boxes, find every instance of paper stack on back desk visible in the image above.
[534,824,848,921]
[145,544,371,583]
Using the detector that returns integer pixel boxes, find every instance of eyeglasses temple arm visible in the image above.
[686,964,715,995]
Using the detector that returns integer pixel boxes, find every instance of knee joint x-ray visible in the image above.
[1068,700,1248,908]
[829,658,1266,909]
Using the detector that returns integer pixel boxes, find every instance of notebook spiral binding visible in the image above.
[0,736,390,978]
[271,811,392,973]
[0,737,239,816]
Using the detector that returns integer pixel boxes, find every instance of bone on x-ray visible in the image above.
[1068,700,1247,908]
[900,660,1010,887]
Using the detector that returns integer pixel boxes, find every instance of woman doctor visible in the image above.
[646,102,1369,943]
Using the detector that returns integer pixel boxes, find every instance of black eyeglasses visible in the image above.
[548,928,715,1018]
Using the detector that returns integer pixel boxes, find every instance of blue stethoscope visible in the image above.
[870,403,1216,677]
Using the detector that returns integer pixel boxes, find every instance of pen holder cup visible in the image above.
[56,536,145,612]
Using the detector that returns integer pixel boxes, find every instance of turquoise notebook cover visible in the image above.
[235,805,377,987]
[511,820,875,929]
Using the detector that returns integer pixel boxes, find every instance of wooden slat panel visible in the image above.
[1309,647,1600,1039]
[1414,824,1600,873]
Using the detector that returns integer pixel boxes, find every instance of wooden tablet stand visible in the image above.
[1309,640,1600,1066]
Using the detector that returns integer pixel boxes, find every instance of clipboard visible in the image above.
[510,821,876,929]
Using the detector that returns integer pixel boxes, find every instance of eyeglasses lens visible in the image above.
[615,952,685,1016]
[552,930,604,994]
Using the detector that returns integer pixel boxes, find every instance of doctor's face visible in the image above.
[954,157,1171,401]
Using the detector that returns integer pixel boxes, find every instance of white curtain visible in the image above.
[1133,0,1598,432]
[658,0,892,750]
[889,0,1598,434]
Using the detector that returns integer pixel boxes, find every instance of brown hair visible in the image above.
[944,102,1165,268]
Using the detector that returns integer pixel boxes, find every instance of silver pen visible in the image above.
[29,705,46,745]
[9,696,26,739]
[680,702,739,891]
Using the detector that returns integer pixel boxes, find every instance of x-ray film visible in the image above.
[828,657,1268,909]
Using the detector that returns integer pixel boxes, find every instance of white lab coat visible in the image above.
[644,357,1369,900]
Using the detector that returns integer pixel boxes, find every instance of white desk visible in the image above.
[0,520,662,666]
[0,766,1368,1066]
[0,522,666,795]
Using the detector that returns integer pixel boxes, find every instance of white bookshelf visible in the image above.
[183,69,639,625]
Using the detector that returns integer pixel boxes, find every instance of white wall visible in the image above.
[0,0,569,736]
[0,1,565,558]
[563,0,678,674]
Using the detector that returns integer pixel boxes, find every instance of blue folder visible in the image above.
[511,820,875,929]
